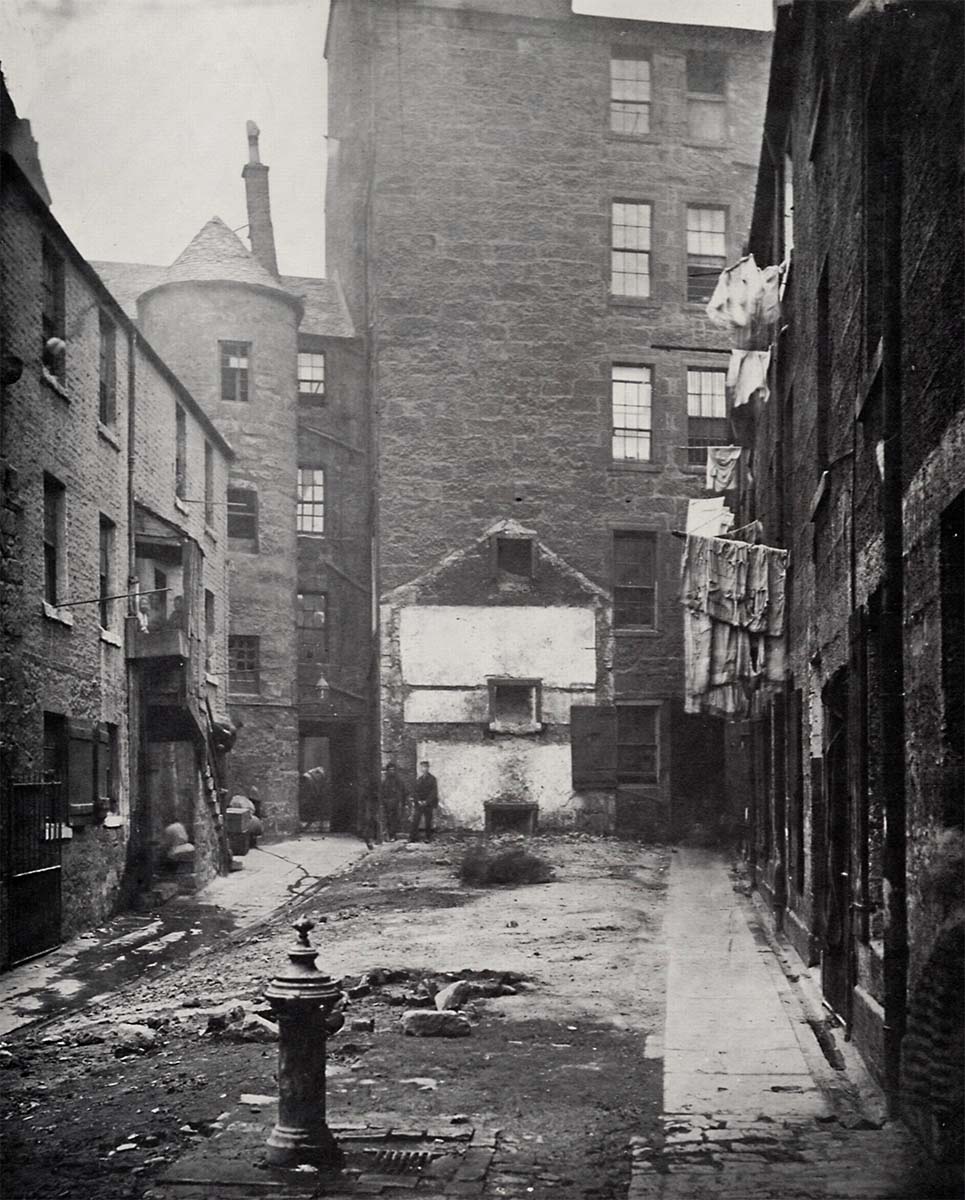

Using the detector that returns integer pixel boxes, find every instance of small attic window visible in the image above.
[488,678,542,734]
[495,535,535,577]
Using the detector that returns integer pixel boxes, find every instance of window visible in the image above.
[613,530,656,628]
[686,51,726,141]
[297,467,326,534]
[43,711,68,823]
[783,149,795,259]
[204,589,216,669]
[611,202,651,298]
[175,404,187,499]
[297,592,328,661]
[488,679,541,732]
[495,536,535,577]
[616,704,659,783]
[611,365,652,462]
[298,351,326,403]
[227,487,258,544]
[42,240,66,379]
[98,516,115,629]
[204,442,214,527]
[686,369,729,465]
[686,206,726,303]
[610,55,651,135]
[43,474,66,605]
[220,341,250,402]
[98,313,116,426]
[96,723,117,817]
[228,635,260,693]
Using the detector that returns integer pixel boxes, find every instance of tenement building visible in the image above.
[325,0,771,835]
[95,127,366,837]
[0,77,234,966]
[725,0,963,1159]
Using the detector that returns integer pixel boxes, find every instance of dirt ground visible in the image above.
[0,835,670,1200]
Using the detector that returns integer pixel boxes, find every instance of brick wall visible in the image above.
[0,161,131,943]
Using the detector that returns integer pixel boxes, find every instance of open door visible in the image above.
[821,669,852,1025]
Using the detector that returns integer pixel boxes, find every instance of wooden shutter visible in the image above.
[66,718,96,822]
[571,705,617,789]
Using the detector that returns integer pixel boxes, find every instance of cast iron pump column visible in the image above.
[264,917,345,1168]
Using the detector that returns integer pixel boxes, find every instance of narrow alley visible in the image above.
[1,834,957,1200]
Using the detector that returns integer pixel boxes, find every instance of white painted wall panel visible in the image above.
[399,606,596,687]
[417,738,579,827]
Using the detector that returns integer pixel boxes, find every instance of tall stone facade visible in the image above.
[0,77,234,965]
[326,0,771,834]
[732,0,963,1160]
[96,142,369,837]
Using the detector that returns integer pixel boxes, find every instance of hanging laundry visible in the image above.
[686,496,733,538]
[706,254,783,349]
[705,445,742,492]
[727,348,771,408]
[679,531,789,719]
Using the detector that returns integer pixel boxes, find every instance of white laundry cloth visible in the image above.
[705,445,742,492]
[727,349,771,408]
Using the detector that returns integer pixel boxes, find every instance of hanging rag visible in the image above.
[705,445,742,492]
[686,496,733,538]
[706,254,783,349]
[727,348,771,408]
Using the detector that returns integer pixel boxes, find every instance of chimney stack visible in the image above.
[242,121,279,276]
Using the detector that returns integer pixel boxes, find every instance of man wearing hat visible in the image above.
[409,760,439,843]
[378,761,407,841]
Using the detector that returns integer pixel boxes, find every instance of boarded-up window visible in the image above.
[571,705,617,789]
[227,487,258,545]
[495,536,535,577]
[617,704,659,783]
[66,718,96,824]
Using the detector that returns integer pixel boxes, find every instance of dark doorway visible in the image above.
[822,669,852,1024]
[299,722,358,833]
[670,705,726,840]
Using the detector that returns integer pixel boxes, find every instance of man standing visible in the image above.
[379,762,407,841]
[409,759,439,843]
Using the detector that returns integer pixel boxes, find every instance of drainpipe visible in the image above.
[878,16,907,1116]
[125,325,146,897]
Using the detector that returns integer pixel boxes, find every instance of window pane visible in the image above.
[611,203,651,296]
[227,488,257,540]
[297,467,326,534]
[688,98,726,141]
[220,341,250,402]
[687,369,727,418]
[611,366,652,461]
[686,207,726,256]
[686,51,726,96]
[228,635,260,692]
[298,352,326,397]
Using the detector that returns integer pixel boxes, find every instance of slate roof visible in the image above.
[92,228,355,338]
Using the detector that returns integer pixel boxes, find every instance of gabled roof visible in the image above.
[283,273,356,339]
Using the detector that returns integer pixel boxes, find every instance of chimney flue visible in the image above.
[242,120,279,276]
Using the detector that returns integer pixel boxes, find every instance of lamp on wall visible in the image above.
[314,671,330,703]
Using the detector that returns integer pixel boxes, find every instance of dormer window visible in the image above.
[495,535,535,578]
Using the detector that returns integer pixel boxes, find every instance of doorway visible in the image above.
[299,722,358,833]
[821,669,852,1024]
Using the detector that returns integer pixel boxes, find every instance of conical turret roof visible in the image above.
[146,216,298,304]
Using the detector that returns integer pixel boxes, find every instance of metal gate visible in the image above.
[2,776,63,967]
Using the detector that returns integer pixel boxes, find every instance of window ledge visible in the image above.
[204,525,218,544]
[41,367,70,400]
[205,673,220,687]
[605,132,662,146]
[43,600,74,627]
[608,462,663,474]
[614,627,662,638]
[228,690,261,700]
[97,422,121,451]
[682,139,731,151]
[297,532,327,540]
[102,812,125,829]
[681,463,707,475]
[174,497,190,516]
[489,720,543,735]
[608,297,659,311]
[99,627,123,647]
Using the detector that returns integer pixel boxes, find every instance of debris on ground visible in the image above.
[400,1008,472,1038]
[458,839,555,887]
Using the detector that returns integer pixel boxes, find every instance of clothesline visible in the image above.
[670,515,767,543]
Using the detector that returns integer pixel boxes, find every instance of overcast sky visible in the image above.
[1,0,772,278]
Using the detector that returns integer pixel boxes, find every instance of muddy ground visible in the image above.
[0,835,670,1200]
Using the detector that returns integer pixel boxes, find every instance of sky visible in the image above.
[1,0,772,278]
